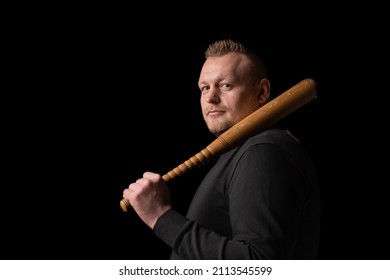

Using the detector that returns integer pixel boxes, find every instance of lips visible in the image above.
[207,109,225,116]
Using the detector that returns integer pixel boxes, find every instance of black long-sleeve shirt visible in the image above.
[153,127,321,259]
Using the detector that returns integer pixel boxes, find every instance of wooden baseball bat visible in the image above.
[120,78,317,212]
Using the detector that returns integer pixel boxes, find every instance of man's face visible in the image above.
[198,53,263,136]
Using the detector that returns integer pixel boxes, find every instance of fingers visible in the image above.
[122,172,163,201]
[123,172,160,196]
[142,171,161,182]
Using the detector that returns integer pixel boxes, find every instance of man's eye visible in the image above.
[201,86,209,93]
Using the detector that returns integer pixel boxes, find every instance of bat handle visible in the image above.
[120,148,215,212]
[120,199,131,212]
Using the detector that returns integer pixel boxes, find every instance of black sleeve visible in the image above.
[154,143,305,259]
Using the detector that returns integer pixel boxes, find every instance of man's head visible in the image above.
[198,39,271,136]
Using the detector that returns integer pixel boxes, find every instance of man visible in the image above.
[122,39,321,259]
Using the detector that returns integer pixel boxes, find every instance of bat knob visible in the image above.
[120,198,131,212]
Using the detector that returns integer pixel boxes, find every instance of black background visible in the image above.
[2,5,389,260]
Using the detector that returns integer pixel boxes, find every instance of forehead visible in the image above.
[199,53,250,83]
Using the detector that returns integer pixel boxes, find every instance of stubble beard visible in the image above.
[208,120,232,137]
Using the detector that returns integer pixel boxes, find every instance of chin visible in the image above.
[209,128,228,137]
[208,122,230,136]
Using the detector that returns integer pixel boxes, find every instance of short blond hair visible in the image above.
[204,39,268,80]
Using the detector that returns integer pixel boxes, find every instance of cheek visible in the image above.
[200,103,206,118]
[200,98,207,110]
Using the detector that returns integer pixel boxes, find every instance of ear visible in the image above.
[257,78,271,105]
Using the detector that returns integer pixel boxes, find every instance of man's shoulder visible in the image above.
[246,126,295,146]
[221,126,303,161]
